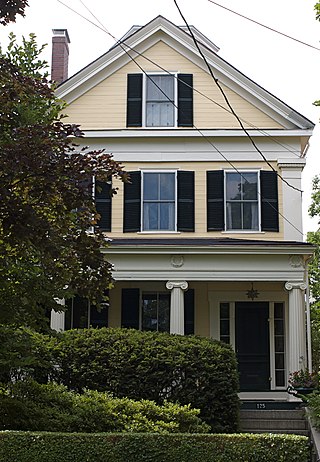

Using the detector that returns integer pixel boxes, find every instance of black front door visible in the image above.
[235,302,270,391]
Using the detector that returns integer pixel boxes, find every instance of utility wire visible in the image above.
[56,0,304,237]
[208,0,320,52]
[173,0,302,194]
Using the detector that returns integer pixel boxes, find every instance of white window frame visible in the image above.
[224,170,261,232]
[142,72,178,128]
[141,170,178,232]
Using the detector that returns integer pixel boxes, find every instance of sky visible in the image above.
[1,0,320,235]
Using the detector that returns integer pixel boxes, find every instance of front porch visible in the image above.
[52,237,314,397]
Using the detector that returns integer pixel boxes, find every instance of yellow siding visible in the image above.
[64,40,282,130]
[110,161,284,240]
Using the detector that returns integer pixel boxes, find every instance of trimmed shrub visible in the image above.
[0,325,53,384]
[0,432,310,462]
[51,328,239,432]
[0,380,210,433]
[305,392,320,429]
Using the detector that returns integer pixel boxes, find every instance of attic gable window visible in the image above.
[146,75,175,127]
[127,73,193,128]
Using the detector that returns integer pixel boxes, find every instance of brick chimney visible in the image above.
[51,29,70,84]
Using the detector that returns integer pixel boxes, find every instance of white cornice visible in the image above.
[103,243,315,256]
[81,129,314,139]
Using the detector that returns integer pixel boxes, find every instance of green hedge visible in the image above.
[51,328,239,432]
[0,326,239,432]
[0,380,209,433]
[0,432,310,462]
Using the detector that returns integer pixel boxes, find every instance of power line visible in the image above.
[173,0,303,194]
[55,0,305,237]
[208,0,320,52]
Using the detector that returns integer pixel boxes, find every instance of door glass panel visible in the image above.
[274,302,286,388]
[220,302,230,344]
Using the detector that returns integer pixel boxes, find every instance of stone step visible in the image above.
[240,419,308,431]
[241,429,310,437]
[239,408,309,436]
[240,409,306,420]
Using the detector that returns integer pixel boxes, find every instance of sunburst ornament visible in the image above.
[246,282,259,300]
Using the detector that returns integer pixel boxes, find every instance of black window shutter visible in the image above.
[127,74,143,127]
[260,171,279,232]
[121,288,140,329]
[177,171,195,232]
[207,170,224,231]
[184,289,194,335]
[95,181,111,231]
[178,74,193,127]
[123,171,141,232]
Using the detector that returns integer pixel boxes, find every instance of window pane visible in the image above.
[243,203,259,230]
[226,173,241,201]
[275,336,284,352]
[147,75,174,101]
[275,371,285,387]
[275,319,284,335]
[226,202,241,229]
[275,353,284,369]
[143,202,159,230]
[147,102,174,127]
[160,173,175,200]
[160,203,175,230]
[242,173,258,200]
[220,303,229,319]
[144,173,159,200]
[220,320,230,336]
[274,303,284,319]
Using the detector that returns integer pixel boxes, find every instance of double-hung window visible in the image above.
[127,73,193,128]
[225,172,259,231]
[123,170,194,233]
[207,170,279,232]
[146,75,175,127]
[142,171,176,231]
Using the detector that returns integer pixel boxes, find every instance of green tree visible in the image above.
[308,176,320,370]
[0,0,29,25]
[0,33,125,327]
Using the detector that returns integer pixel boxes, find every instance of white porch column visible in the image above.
[166,280,188,335]
[285,281,307,374]
[50,299,65,331]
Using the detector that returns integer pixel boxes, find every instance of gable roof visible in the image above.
[56,15,314,131]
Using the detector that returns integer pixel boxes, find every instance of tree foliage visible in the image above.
[308,176,320,370]
[0,34,125,327]
[0,0,28,25]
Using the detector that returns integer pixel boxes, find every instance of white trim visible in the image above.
[81,129,314,139]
